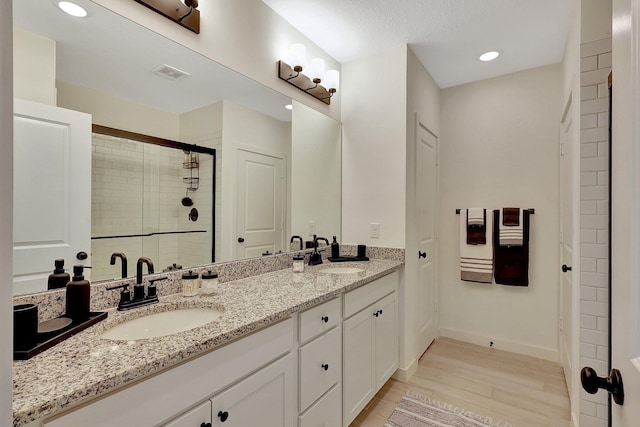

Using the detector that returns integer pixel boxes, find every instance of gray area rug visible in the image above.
[385,392,513,427]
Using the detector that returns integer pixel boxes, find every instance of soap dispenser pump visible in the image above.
[48,259,70,290]
[66,265,91,322]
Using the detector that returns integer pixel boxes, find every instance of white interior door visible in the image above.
[13,99,91,294]
[609,1,640,423]
[559,95,577,416]
[415,120,438,354]
[235,149,285,259]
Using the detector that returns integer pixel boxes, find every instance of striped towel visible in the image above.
[498,208,524,246]
[459,209,493,283]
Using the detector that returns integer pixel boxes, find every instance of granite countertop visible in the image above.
[12,259,403,427]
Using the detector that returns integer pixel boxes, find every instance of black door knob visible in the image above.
[418,251,427,259]
[218,411,229,422]
[76,251,88,260]
[562,264,572,272]
[581,367,624,405]
[237,237,245,243]
[321,316,329,323]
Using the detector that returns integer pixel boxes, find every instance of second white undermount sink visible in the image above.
[319,267,365,274]
[101,308,223,341]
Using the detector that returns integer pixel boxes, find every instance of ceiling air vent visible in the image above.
[152,64,190,81]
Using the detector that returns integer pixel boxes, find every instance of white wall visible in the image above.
[1,0,12,423]
[13,28,56,105]
[341,46,408,247]
[291,100,341,241]
[400,47,441,378]
[92,0,341,121]
[438,64,563,360]
[57,82,180,139]
[582,0,613,43]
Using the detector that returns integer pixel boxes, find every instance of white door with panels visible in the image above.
[235,149,285,259]
[415,119,438,355]
[559,93,578,418]
[13,99,91,294]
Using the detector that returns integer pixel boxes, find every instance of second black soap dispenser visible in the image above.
[48,259,70,290]
[66,265,91,322]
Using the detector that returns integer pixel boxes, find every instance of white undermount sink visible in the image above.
[319,267,365,274]
[101,307,224,341]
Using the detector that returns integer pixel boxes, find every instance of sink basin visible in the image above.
[319,267,365,274]
[101,308,223,341]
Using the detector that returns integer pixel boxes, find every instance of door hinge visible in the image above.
[434,303,438,313]
[560,142,565,156]
[559,231,564,243]
[559,318,564,332]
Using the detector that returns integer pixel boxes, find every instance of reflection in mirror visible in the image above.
[12,0,342,296]
[90,126,215,282]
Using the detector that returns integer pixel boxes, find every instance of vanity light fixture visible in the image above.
[278,44,339,105]
[133,0,200,34]
[479,50,501,62]
[57,1,88,18]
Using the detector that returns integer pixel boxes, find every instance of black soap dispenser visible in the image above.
[66,265,91,322]
[331,236,340,259]
[48,259,70,290]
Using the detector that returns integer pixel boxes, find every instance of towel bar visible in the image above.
[455,208,535,214]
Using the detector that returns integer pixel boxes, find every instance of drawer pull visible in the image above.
[321,363,329,371]
[218,411,229,422]
[200,423,212,427]
[321,315,329,323]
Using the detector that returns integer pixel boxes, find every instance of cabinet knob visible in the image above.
[418,251,427,259]
[373,309,383,317]
[321,363,329,371]
[321,315,329,323]
[237,237,245,243]
[562,264,572,272]
[200,423,212,427]
[218,411,229,422]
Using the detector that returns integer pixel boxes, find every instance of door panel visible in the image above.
[13,99,91,294]
[559,104,575,410]
[235,149,284,259]
[415,121,438,354]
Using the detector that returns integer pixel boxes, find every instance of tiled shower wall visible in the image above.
[579,36,611,427]
[91,134,214,281]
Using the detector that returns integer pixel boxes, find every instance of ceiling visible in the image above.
[262,0,574,88]
[13,0,292,120]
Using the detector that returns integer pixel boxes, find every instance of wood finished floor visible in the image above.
[350,338,572,427]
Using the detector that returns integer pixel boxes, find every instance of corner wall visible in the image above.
[341,46,407,248]
[438,64,563,360]
[0,0,12,423]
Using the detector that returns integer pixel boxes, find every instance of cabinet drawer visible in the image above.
[343,271,398,319]
[299,325,342,411]
[162,400,211,427]
[299,297,341,344]
[298,384,342,427]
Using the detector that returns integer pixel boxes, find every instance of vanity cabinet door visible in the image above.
[162,400,211,427]
[342,306,375,427]
[210,354,294,427]
[374,292,399,389]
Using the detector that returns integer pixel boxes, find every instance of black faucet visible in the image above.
[290,235,303,251]
[309,236,329,265]
[110,252,127,278]
[135,257,154,300]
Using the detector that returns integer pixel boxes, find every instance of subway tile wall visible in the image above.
[90,134,215,281]
[579,36,611,427]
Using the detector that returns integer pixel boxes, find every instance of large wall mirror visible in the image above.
[12,0,342,295]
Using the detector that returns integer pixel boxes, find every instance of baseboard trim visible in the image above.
[393,357,418,382]
[439,327,559,362]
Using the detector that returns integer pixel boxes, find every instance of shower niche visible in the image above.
[91,126,216,281]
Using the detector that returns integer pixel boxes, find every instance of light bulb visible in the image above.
[479,51,500,62]
[324,70,340,92]
[58,1,87,17]
[307,58,325,83]
[288,44,306,71]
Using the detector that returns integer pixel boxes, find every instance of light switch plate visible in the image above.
[370,223,380,238]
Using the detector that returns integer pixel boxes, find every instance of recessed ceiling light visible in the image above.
[58,1,88,17]
[285,104,293,110]
[479,51,500,62]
